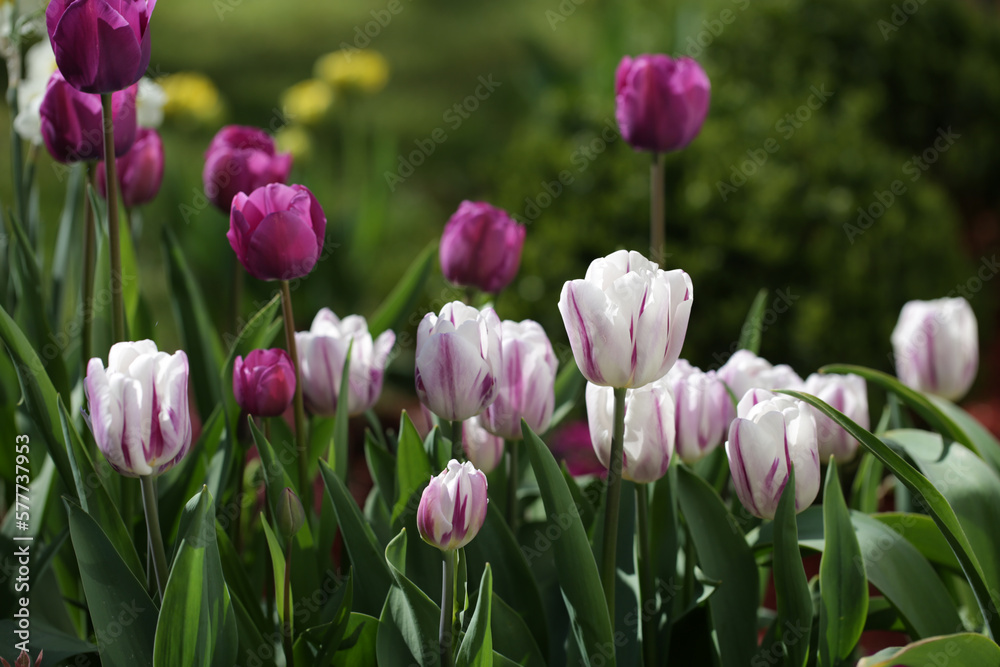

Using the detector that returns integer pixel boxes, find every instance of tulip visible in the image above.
[296,309,395,416]
[315,49,390,94]
[203,125,293,212]
[664,359,735,463]
[718,350,803,399]
[46,0,155,94]
[558,249,692,389]
[615,54,710,154]
[891,297,978,402]
[417,459,489,551]
[481,320,557,440]
[84,340,192,477]
[136,77,166,128]
[726,392,819,519]
[276,488,306,540]
[95,127,163,207]
[415,302,502,422]
[227,183,326,281]
[804,373,869,463]
[547,421,607,477]
[463,417,505,474]
[439,201,526,294]
[233,348,296,418]
[39,71,136,163]
[13,38,57,146]
[586,380,674,484]
[1,650,42,667]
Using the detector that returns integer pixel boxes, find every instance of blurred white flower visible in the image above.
[136,77,167,128]
[13,37,56,145]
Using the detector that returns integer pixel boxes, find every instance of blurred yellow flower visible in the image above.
[280,79,334,125]
[275,124,312,161]
[315,49,389,95]
[160,72,224,125]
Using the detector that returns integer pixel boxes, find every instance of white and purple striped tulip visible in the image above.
[718,349,803,399]
[891,297,978,402]
[804,373,869,463]
[463,417,505,474]
[415,302,502,421]
[665,360,734,463]
[84,340,192,477]
[417,459,489,551]
[481,319,557,440]
[586,379,674,483]
[558,249,692,389]
[296,308,395,417]
[726,394,819,519]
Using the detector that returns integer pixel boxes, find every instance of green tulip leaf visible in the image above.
[856,634,1000,666]
[737,287,769,353]
[368,240,436,337]
[332,613,379,666]
[393,411,433,526]
[772,466,813,667]
[457,564,493,666]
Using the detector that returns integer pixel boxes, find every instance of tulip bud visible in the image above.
[547,421,607,477]
[203,125,293,212]
[439,201,526,294]
[2,650,42,667]
[233,348,296,418]
[227,183,327,281]
[718,350,803,399]
[84,340,192,477]
[96,127,164,207]
[39,72,137,163]
[726,393,820,519]
[415,302,502,421]
[296,309,395,417]
[417,459,489,551]
[46,0,155,94]
[481,320,557,440]
[804,373,869,463]
[664,360,735,464]
[558,249,692,389]
[463,417,504,474]
[891,297,978,402]
[276,487,306,540]
[615,54,710,153]
[586,380,674,484]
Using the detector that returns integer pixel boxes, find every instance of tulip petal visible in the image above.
[244,210,320,280]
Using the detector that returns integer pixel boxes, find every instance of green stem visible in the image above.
[650,152,665,265]
[449,419,463,461]
[601,387,627,621]
[282,538,294,667]
[81,165,96,366]
[439,549,457,667]
[507,440,519,534]
[140,476,169,599]
[101,94,125,343]
[280,280,310,508]
[636,483,657,667]
[232,253,244,338]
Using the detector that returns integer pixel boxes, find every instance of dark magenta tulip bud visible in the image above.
[228,183,326,281]
[615,54,710,153]
[39,71,137,163]
[46,0,155,94]
[203,125,292,213]
[233,348,296,418]
[96,127,164,207]
[439,200,525,294]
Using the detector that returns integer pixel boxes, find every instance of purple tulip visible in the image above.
[718,350,804,400]
[463,417,505,474]
[417,459,489,551]
[439,200,526,294]
[227,183,326,281]
[664,359,735,464]
[804,373,869,463]
[295,309,395,417]
[481,320,557,440]
[203,125,293,213]
[547,421,607,477]
[46,0,155,94]
[96,127,163,207]
[726,392,819,519]
[233,348,296,418]
[891,297,978,402]
[39,71,137,163]
[84,340,192,477]
[615,54,710,153]
[415,302,502,421]
[558,249,692,389]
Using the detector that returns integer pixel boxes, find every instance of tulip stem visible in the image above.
[439,549,457,667]
[635,483,657,667]
[282,538,294,667]
[140,476,169,599]
[449,420,463,461]
[101,94,125,344]
[601,387,628,621]
[280,280,310,508]
[82,165,96,367]
[650,152,665,265]
[507,440,519,534]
